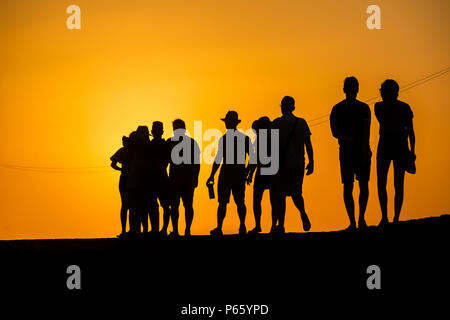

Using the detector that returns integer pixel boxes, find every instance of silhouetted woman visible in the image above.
[375,80,416,226]
[246,117,272,234]
[111,136,131,237]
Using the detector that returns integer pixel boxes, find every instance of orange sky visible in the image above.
[0,0,449,239]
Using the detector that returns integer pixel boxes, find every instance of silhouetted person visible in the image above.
[270,96,313,234]
[148,121,171,235]
[110,135,131,237]
[163,119,201,237]
[207,111,251,236]
[375,79,416,226]
[132,125,155,234]
[246,117,273,234]
[127,130,150,234]
[330,77,371,230]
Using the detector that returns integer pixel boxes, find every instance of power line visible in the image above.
[309,66,450,127]
[0,66,449,171]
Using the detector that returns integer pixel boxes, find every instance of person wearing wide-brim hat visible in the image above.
[207,110,251,236]
[221,110,241,125]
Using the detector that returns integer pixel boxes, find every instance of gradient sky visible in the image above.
[0,0,449,239]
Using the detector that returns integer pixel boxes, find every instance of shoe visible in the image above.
[248,226,262,235]
[270,225,278,235]
[210,228,223,237]
[344,224,357,232]
[378,218,389,228]
[160,229,168,237]
[301,213,311,232]
[184,229,191,237]
[169,231,179,238]
[358,219,368,229]
[276,225,285,235]
[239,225,247,236]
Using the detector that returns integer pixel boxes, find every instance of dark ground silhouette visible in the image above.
[0,215,448,316]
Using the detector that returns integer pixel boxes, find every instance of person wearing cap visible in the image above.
[246,116,274,234]
[375,79,415,227]
[163,119,201,237]
[270,96,314,234]
[330,77,372,231]
[147,121,171,235]
[110,135,132,237]
[207,111,251,236]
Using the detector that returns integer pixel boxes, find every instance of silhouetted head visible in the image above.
[258,116,271,130]
[122,135,129,147]
[221,110,241,129]
[281,96,295,115]
[151,121,164,138]
[343,77,359,99]
[380,79,399,102]
[252,116,271,136]
[172,119,186,131]
[136,125,150,141]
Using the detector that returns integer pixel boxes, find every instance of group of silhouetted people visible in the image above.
[111,119,200,238]
[111,77,416,237]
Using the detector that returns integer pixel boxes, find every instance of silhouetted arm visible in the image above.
[305,135,314,175]
[206,138,222,185]
[330,112,341,140]
[111,161,122,171]
[407,117,416,156]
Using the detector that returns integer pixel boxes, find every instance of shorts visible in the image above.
[218,171,246,204]
[339,148,372,183]
[171,183,195,208]
[254,173,271,191]
[271,167,304,196]
[151,174,170,207]
[377,136,409,162]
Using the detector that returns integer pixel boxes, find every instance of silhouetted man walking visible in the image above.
[163,119,201,237]
[207,111,251,236]
[271,96,313,234]
[375,79,415,226]
[330,77,372,230]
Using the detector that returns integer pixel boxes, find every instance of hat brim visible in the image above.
[221,118,241,123]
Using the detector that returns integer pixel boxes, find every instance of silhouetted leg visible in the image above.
[236,200,247,233]
[343,181,356,228]
[358,180,369,228]
[269,189,280,231]
[120,205,128,234]
[171,205,179,235]
[278,195,286,229]
[393,160,405,223]
[161,207,170,234]
[377,157,390,225]
[149,206,159,233]
[217,202,227,230]
[183,191,194,236]
[292,193,311,231]
[252,188,264,232]
[141,210,148,233]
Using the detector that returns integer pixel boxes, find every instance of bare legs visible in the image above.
[343,180,369,229]
[377,158,405,225]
